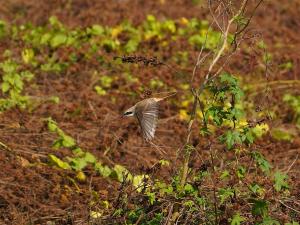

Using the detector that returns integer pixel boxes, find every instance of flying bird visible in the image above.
[122,92,176,141]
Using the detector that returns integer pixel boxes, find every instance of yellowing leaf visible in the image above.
[180,17,189,26]
[95,86,106,96]
[271,128,294,142]
[90,210,102,219]
[252,123,269,138]
[22,48,34,64]
[237,118,248,127]
[76,171,86,182]
[133,175,148,192]
[179,109,189,121]
[113,164,132,182]
[48,154,71,170]
[181,100,190,108]
[111,26,122,38]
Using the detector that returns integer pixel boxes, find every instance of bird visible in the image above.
[122,91,176,141]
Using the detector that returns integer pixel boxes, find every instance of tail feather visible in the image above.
[154,91,177,102]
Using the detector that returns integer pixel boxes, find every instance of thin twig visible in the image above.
[278,200,300,214]
[285,154,299,174]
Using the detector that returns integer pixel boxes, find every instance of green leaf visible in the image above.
[113,164,132,182]
[206,106,227,126]
[50,33,67,48]
[47,117,58,132]
[273,171,289,192]
[220,170,230,179]
[48,154,71,169]
[148,213,163,225]
[162,20,176,33]
[229,107,244,120]
[99,75,113,88]
[14,77,23,92]
[84,152,96,164]
[230,86,244,100]
[249,183,264,196]
[146,192,156,205]
[244,129,255,144]
[50,96,60,104]
[90,25,104,36]
[94,162,112,177]
[230,213,245,225]
[94,86,106,96]
[184,183,195,194]
[285,222,299,225]
[0,20,7,38]
[220,130,242,149]
[21,71,34,81]
[218,187,234,204]
[124,39,140,53]
[72,147,84,156]
[261,217,280,225]
[220,73,238,86]
[69,157,88,171]
[251,199,268,216]
[1,82,10,93]
[271,128,294,142]
[49,16,63,28]
[251,151,272,174]
[40,33,52,45]
[0,59,18,73]
[159,159,170,167]
[52,139,63,149]
[61,134,76,148]
[237,166,246,179]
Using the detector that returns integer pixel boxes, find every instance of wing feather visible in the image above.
[135,99,159,141]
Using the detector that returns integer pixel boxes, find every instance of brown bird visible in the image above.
[122,92,176,141]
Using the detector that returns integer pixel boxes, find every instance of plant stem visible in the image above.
[180,0,256,189]
[180,96,197,188]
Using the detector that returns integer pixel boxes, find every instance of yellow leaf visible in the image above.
[252,123,269,138]
[179,109,189,121]
[111,26,122,38]
[22,48,34,64]
[181,100,190,108]
[180,17,189,26]
[196,110,204,119]
[90,210,102,219]
[76,171,86,182]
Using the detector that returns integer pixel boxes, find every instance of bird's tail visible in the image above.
[154,91,177,102]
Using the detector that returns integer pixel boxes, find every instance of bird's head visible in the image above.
[122,105,136,117]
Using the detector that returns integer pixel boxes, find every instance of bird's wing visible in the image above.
[135,99,159,141]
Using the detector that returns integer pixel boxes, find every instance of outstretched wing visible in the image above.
[135,99,159,141]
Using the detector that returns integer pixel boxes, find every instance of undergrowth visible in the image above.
[0,4,299,225]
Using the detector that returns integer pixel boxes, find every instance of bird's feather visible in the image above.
[135,98,158,141]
